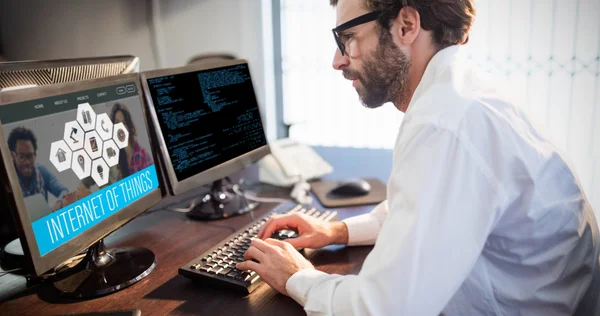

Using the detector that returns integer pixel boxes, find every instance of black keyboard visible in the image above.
[178,202,338,294]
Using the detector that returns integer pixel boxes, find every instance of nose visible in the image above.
[332,49,349,71]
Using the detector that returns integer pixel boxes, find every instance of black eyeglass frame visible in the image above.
[332,11,382,56]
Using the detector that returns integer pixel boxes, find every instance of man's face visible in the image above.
[333,0,411,108]
[12,140,36,178]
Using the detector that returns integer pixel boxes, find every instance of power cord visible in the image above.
[231,184,291,204]
[0,268,23,278]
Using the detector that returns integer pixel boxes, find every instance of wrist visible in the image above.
[329,222,349,245]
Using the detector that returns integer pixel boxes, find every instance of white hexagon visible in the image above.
[91,158,109,187]
[71,150,92,180]
[113,123,129,149]
[63,120,84,151]
[84,131,103,160]
[76,103,97,132]
[102,139,120,167]
[49,140,72,172]
[96,113,113,141]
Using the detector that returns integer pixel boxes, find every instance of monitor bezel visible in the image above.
[0,55,139,73]
[140,59,270,196]
[0,74,162,276]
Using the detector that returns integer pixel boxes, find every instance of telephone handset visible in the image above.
[258,138,333,187]
[101,119,109,133]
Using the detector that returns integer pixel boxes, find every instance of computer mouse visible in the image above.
[328,179,371,197]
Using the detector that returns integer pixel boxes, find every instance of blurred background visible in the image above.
[0,0,598,213]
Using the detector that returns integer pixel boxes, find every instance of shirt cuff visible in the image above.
[286,268,330,307]
[342,213,381,246]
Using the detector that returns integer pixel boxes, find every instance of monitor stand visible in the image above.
[186,179,257,221]
[52,239,156,298]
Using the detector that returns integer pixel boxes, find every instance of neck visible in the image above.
[19,171,33,186]
[393,45,440,113]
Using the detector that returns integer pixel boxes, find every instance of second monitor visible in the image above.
[141,60,269,220]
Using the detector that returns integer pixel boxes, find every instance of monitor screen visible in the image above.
[144,62,268,184]
[0,75,160,270]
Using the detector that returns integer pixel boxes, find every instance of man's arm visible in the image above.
[285,126,505,315]
[342,200,388,246]
[257,200,387,249]
[39,165,68,202]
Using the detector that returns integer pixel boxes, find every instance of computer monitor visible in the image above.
[0,73,161,297]
[0,55,140,91]
[140,59,269,220]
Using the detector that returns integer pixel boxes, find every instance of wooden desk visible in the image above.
[0,147,392,316]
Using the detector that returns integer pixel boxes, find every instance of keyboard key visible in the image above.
[227,270,240,278]
[179,202,338,293]
[240,272,251,281]
[235,275,245,281]
[218,268,232,275]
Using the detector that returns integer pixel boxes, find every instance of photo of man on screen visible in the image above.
[7,127,74,212]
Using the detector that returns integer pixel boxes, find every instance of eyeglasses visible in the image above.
[15,152,36,162]
[332,11,381,56]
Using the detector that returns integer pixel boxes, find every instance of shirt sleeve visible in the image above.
[343,200,388,246]
[39,165,68,201]
[286,125,506,315]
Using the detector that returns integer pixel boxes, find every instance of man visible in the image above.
[8,127,69,211]
[237,0,599,315]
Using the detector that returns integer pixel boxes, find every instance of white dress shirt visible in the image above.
[285,46,599,315]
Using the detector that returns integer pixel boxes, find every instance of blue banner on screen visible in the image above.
[31,165,159,256]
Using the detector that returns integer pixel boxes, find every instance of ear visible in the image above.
[391,6,421,45]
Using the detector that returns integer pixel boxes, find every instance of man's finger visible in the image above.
[236,260,261,272]
[259,217,289,240]
[244,245,266,262]
[283,235,312,249]
[258,215,277,239]
[259,215,299,240]
[250,237,276,253]
[264,238,286,247]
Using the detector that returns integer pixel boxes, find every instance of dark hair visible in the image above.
[7,126,37,153]
[110,102,137,141]
[330,0,476,49]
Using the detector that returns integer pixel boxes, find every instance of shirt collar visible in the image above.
[405,45,462,116]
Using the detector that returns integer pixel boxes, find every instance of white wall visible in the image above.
[157,0,266,118]
[0,0,157,70]
[0,0,267,117]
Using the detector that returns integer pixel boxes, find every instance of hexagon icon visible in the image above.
[96,113,113,141]
[91,158,109,187]
[113,123,129,149]
[76,103,97,132]
[71,150,92,180]
[49,140,72,172]
[63,120,84,151]
[84,131,103,160]
[102,139,120,167]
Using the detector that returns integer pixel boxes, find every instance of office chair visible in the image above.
[187,53,237,65]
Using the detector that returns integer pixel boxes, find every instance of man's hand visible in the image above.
[237,238,314,296]
[258,213,349,249]
[76,184,91,199]
[51,200,63,212]
[61,191,78,206]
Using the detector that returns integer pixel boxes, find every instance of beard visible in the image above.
[343,30,411,109]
